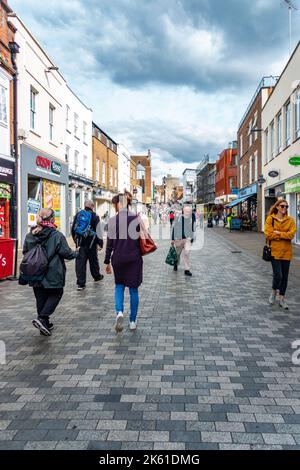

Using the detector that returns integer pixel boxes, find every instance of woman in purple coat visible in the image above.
[104,193,143,332]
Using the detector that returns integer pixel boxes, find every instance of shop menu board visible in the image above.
[43,180,61,230]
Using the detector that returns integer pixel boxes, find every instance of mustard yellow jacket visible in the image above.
[264,214,296,261]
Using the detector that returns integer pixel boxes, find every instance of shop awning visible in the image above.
[225,195,250,208]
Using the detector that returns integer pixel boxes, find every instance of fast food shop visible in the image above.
[20,144,69,243]
[0,157,14,239]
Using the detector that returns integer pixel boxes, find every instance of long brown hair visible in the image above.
[112,191,133,210]
[269,199,288,216]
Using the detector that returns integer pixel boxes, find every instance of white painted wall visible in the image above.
[262,43,300,218]
[64,85,93,178]
[117,143,131,192]
[0,68,11,161]
[10,16,66,162]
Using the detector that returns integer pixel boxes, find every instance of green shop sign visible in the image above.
[289,156,300,166]
[285,176,300,194]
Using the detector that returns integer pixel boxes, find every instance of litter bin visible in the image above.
[0,238,15,280]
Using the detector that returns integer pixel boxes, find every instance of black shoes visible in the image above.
[77,285,86,291]
[173,264,178,272]
[32,318,51,336]
[184,270,192,277]
[94,275,104,282]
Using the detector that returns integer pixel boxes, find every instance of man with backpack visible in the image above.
[72,200,104,291]
[20,208,78,336]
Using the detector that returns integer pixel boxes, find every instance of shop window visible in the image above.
[0,184,11,238]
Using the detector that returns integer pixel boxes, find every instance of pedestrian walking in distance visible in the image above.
[21,208,77,336]
[104,192,143,332]
[172,204,196,277]
[72,200,104,291]
[264,199,296,310]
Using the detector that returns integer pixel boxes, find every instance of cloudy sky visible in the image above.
[9,0,300,182]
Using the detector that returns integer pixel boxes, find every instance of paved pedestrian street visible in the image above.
[1,230,300,451]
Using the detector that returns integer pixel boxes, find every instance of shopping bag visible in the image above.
[165,245,178,266]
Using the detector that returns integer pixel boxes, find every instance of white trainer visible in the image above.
[115,312,124,332]
[279,299,289,310]
[269,292,276,305]
[129,321,137,331]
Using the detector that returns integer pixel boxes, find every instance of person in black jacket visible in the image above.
[72,200,104,290]
[22,208,77,336]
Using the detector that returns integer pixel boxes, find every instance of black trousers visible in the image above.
[271,259,291,296]
[33,287,64,320]
[76,245,101,287]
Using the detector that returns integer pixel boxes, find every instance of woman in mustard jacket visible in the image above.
[264,199,296,310]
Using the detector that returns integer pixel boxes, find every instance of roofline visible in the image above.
[92,122,118,145]
[9,14,66,82]
[183,168,197,174]
[262,40,300,113]
[66,84,92,112]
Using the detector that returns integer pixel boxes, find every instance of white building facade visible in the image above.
[64,85,94,231]
[117,143,131,193]
[10,16,69,242]
[262,42,300,245]
[183,169,197,203]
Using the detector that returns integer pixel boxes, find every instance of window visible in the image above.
[83,155,87,175]
[0,84,8,124]
[49,104,55,141]
[115,169,117,187]
[265,129,269,164]
[102,161,106,185]
[270,121,275,158]
[254,151,258,181]
[65,145,70,163]
[66,105,70,131]
[30,87,37,129]
[74,113,79,138]
[110,166,113,186]
[277,112,282,153]
[248,120,253,148]
[286,101,291,147]
[83,121,87,144]
[240,165,243,188]
[295,89,300,140]
[239,134,243,158]
[253,111,258,141]
[74,150,79,173]
[96,160,100,181]
[249,156,253,183]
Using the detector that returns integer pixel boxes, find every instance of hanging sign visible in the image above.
[289,156,300,166]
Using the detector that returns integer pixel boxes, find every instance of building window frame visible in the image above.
[0,84,8,125]
[74,113,79,139]
[74,150,79,173]
[277,111,282,154]
[295,89,300,141]
[30,86,38,130]
[285,101,291,147]
[83,121,87,144]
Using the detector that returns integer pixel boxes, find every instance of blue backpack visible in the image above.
[74,210,95,239]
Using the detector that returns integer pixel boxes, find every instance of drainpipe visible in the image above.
[9,40,20,242]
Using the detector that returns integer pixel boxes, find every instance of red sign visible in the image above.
[0,238,14,280]
[36,156,51,171]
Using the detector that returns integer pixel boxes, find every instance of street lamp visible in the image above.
[163,176,167,204]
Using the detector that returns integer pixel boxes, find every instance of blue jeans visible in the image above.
[115,284,139,322]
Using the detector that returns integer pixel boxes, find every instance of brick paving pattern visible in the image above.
[0,229,300,450]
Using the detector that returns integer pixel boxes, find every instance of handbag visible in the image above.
[138,217,157,256]
[262,218,275,262]
[165,245,178,266]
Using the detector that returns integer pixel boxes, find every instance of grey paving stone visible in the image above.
[263,433,296,445]
[170,431,200,443]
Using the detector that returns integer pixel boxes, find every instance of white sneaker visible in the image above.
[129,321,137,331]
[115,312,124,332]
[269,292,276,305]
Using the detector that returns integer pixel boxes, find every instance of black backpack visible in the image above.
[19,232,55,285]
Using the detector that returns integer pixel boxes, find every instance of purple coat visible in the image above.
[104,210,143,288]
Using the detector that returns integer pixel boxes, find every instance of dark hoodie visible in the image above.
[23,227,77,288]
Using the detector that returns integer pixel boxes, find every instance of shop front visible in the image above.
[68,171,96,232]
[285,176,300,245]
[0,157,15,239]
[20,145,69,243]
[238,183,258,230]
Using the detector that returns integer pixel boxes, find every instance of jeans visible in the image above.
[271,259,291,296]
[33,287,64,321]
[115,284,139,322]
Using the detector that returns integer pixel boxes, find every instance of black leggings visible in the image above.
[271,259,291,296]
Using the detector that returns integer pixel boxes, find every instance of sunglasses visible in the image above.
[279,205,289,209]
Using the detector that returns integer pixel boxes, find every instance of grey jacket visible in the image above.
[23,227,77,288]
